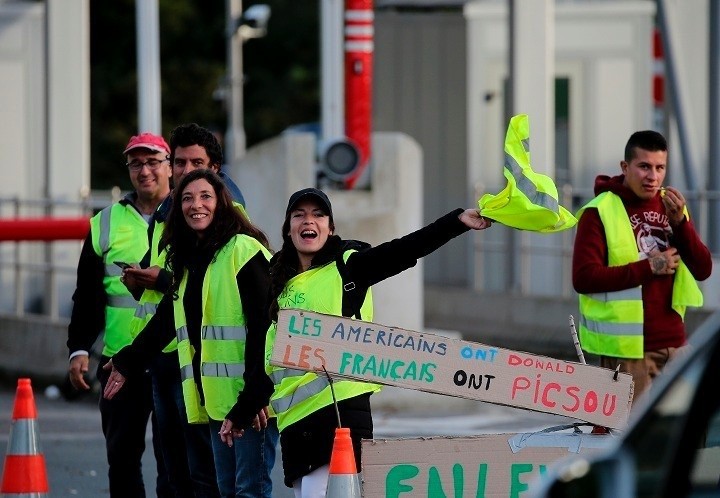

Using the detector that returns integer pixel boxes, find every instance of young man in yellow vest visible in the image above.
[573,130,712,406]
[67,132,173,497]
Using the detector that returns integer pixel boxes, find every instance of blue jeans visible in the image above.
[152,351,220,498]
[208,417,279,498]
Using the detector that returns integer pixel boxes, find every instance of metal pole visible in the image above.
[226,0,246,166]
[506,0,518,292]
[708,0,720,252]
[656,0,699,214]
[136,0,162,133]
[321,0,345,144]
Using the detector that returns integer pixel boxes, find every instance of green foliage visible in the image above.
[90,0,319,189]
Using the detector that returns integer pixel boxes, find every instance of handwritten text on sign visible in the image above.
[361,434,608,498]
[271,309,633,429]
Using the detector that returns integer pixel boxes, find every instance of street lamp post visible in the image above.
[225,2,270,169]
[136,0,162,134]
[226,0,245,165]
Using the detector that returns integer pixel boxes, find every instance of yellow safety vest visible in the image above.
[173,234,271,422]
[90,202,150,357]
[478,114,576,232]
[268,250,381,432]
[130,217,177,353]
[130,201,247,353]
[577,191,703,358]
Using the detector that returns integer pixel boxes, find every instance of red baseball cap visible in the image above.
[123,132,170,155]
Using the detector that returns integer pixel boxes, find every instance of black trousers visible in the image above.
[97,356,171,497]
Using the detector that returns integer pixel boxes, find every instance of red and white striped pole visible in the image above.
[343,0,373,189]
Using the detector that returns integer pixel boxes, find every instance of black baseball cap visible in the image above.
[285,188,333,218]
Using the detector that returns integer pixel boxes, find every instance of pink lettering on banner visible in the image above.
[511,375,616,417]
[507,353,575,375]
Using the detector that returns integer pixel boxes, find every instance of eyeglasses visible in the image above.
[126,158,168,172]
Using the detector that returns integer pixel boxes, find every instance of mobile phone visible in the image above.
[113,261,132,270]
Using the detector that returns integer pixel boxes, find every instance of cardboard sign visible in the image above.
[361,433,609,498]
[271,309,633,429]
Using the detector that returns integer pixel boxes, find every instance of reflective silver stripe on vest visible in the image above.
[271,374,330,414]
[180,363,194,382]
[107,295,139,309]
[105,264,123,277]
[177,325,189,342]
[505,151,559,212]
[579,315,643,337]
[202,325,247,341]
[201,362,245,378]
[269,368,307,384]
[134,301,159,319]
[98,207,111,255]
[585,287,642,302]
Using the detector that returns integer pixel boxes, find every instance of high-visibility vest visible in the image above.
[478,114,576,232]
[577,191,703,358]
[130,218,177,353]
[268,250,381,432]
[90,202,150,357]
[130,201,248,353]
[173,234,271,422]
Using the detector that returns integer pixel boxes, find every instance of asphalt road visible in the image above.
[0,380,570,497]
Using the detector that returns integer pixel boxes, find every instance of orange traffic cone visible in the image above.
[1,378,49,496]
[325,427,361,498]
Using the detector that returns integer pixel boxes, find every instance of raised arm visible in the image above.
[346,208,491,288]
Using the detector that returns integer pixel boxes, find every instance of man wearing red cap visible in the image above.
[67,132,173,497]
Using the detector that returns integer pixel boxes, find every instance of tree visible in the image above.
[90,0,319,190]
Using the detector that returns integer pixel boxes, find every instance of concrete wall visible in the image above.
[0,313,70,381]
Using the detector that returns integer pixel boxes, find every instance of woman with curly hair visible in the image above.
[103,168,278,498]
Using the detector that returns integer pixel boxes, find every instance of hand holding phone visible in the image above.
[114,261,132,270]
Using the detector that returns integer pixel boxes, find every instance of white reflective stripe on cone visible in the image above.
[326,473,362,498]
[6,419,41,455]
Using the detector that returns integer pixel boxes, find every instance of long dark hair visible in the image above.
[268,206,335,322]
[162,168,270,296]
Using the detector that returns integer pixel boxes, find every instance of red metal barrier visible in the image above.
[0,218,90,241]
